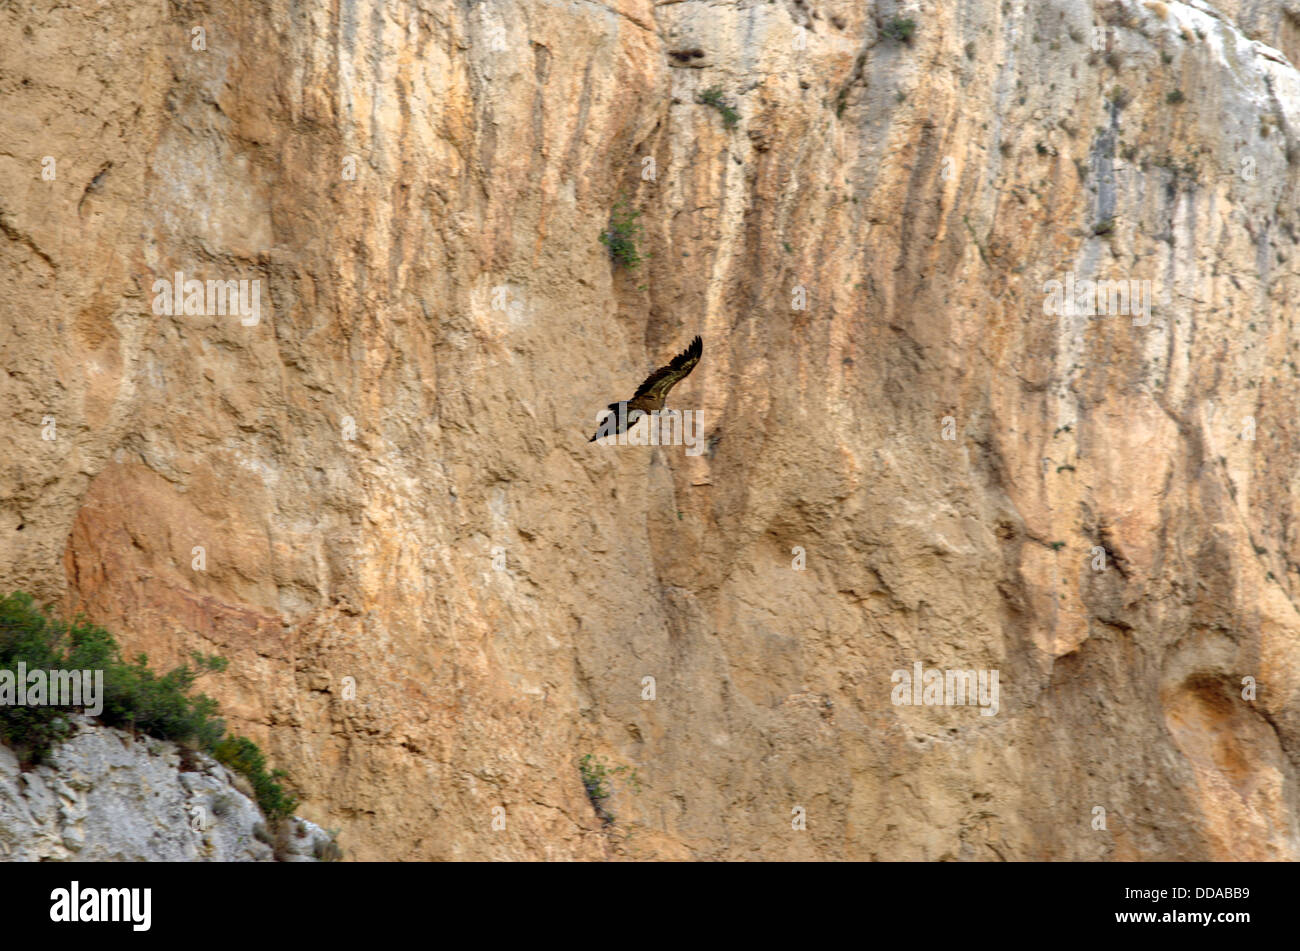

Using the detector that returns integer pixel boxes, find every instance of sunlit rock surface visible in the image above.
[2,0,1299,859]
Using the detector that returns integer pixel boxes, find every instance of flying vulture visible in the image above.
[589,335,703,441]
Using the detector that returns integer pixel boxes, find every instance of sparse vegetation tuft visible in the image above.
[697,86,740,129]
[882,16,917,43]
[210,735,298,821]
[579,753,641,824]
[599,199,646,269]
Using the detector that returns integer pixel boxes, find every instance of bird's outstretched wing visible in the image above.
[632,335,702,402]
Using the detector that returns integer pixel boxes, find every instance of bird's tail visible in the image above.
[589,403,624,442]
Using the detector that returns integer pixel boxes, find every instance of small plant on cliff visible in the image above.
[882,16,917,44]
[599,199,646,269]
[0,592,297,823]
[697,86,740,129]
[579,753,641,825]
[210,735,298,821]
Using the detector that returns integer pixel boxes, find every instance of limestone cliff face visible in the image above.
[3,0,1300,860]
[0,718,334,861]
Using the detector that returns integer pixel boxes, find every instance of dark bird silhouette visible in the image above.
[589,336,703,441]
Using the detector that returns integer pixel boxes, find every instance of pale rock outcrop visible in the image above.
[0,718,333,861]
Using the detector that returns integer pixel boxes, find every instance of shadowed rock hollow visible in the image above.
[2,0,1300,859]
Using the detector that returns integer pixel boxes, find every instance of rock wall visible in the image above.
[2,0,1300,859]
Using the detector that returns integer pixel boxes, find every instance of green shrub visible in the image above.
[579,753,613,802]
[599,199,646,269]
[697,86,740,129]
[882,16,917,43]
[0,592,296,823]
[579,753,641,824]
[210,735,298,821]
[0,594,77,760]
